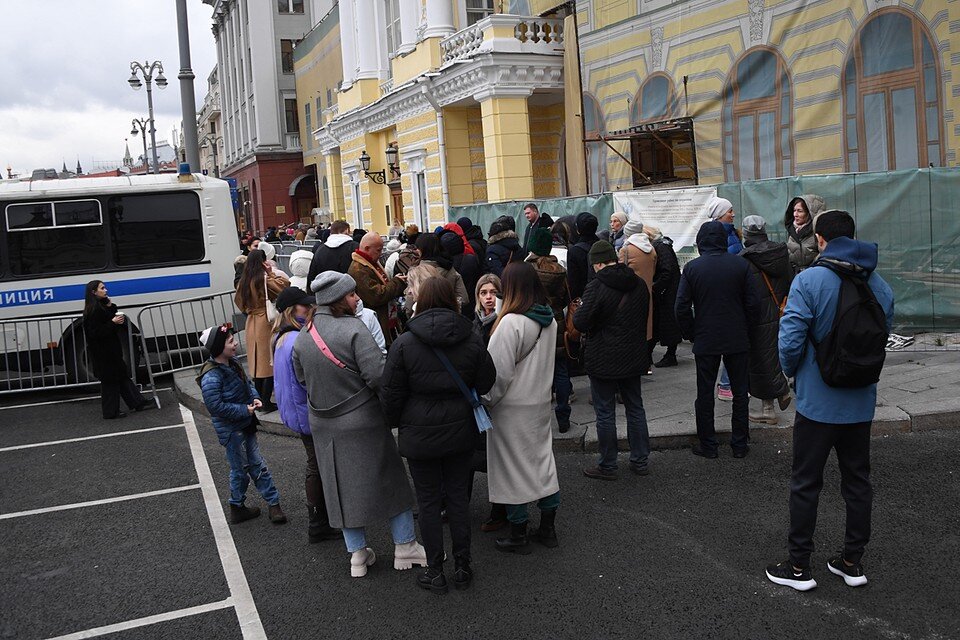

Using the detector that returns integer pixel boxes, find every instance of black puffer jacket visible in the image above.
[651,236,682,347]
[741,238,792,399]
[566,235,598,300]
[307,237,358,284]
[463,225,488,263]
[440,230,481,316]
[381,307,497,461]
[675,221,760,356]
[486,231,527,277]
[573,263,650,379]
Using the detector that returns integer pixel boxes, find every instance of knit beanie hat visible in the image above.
[575,212,599,236]
[488,215,515,237]
[258,241,277,261]
[275,286,314,313]
[199,324,234,358]
[623,218,644,237]
[528,228,553,257]
[588,240,618,264]
[742,215,767,236]
[456,216,474,232]
[706,197,734,220]
[611,212,628,228]
[311,271,356,305]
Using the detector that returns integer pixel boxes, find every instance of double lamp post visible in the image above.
[127,60,167,174]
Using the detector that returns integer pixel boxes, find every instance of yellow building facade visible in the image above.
[576,0,960,190]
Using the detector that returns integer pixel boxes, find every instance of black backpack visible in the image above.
[813,261,888,388]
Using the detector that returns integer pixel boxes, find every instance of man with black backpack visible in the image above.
[766,210,894,593]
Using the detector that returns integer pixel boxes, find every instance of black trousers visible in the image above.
[789,412,872,568]
[694,352,750,452]
[407,450,473,568]
[300,434,330,526]
[101,377,145,418]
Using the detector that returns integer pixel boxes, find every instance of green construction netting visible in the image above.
[449,168,959,331]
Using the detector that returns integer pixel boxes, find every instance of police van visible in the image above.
[0,173,239,387]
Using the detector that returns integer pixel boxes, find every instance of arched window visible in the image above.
[582,92,607,194]
[631,74,675,125]
[722,47,794,181]
[321,175,330,208]
[843,9,943,171]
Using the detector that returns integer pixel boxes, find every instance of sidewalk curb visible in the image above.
[172,370,959,452]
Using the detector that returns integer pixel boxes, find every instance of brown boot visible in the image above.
[268,503,288,524]
[229,503,260,524]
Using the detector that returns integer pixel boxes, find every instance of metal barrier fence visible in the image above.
[130,290,247,407]
[0,314,138,395]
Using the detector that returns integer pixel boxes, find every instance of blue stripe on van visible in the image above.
[0,273,212,308]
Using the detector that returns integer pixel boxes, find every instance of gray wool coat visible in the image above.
[292,306,413,529]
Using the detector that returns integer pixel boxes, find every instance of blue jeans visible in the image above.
[553,358,572,428]
[505,492,561,524]
[718,366,730,389]
[224,430,280,507]
[341,509,416,553]
[590,376,650,471]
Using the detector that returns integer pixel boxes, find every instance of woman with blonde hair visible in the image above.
[485,262,560,554]
[235,249,287,412]
[271,286,339,543]
[403,262,441,315]
[472,274,501,346]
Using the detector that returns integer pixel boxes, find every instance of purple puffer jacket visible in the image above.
[272,328,310,435]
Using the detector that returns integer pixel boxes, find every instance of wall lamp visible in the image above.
[358,145,400,184]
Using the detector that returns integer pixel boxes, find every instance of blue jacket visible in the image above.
[779,237,894,424]
[197,358,260,445]
[272,328,310,436]
[723,222,743,254]
[676,221,759,355]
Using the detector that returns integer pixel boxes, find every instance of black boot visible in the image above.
[529,509,558,548]
[656,346,678,368]
[495,522,531,555]
[307,506,340,543]
[416,566,448,594]
[258,377,277,412]
[453,555,473,591]
[229,502,260,524]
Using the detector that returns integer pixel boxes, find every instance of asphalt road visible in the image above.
[1,390,958,640]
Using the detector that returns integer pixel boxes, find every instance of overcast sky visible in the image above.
[0,1,218,177]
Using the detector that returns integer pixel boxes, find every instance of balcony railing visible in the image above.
[440,15,565,65]
[285,133,301,150]
[379,77,395,95]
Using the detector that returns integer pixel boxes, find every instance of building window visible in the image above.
[631,74,675,124]
[466,0,495,26]
[281,39,296,73]
[628,74,689,186]
[285,99,299,133]
[582,92,607,194]
[304,103,312,149]
[321,176,330,208]
[843,9,943,171]
[385,0,401,58]
[722,47,794,181]
[277,0,304,14]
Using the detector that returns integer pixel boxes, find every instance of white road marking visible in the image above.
[0,485,200,520]
[0,424,184,453]
[45,597,235,640]
[179,403,267,640]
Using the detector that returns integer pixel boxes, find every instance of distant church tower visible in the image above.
[76,158,83,176]
[123,140,133,167]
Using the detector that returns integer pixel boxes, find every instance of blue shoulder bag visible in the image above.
[431,347,493,433]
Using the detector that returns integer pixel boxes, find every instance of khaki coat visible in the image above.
[235,273,287,378]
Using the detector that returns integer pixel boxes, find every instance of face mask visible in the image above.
[295,316,307,324]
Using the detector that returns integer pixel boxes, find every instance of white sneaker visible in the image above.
[350,547,376,578]
[393,540,427,570]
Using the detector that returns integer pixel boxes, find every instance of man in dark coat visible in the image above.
[740,215,793,425]
[675,220,760,458]
[439,229,481,318]
[308,219,358,284]
[521,203,554,251]
[457,216,488,261]
[649,228,682,367]
[574,241,651,479]
[485,215,528,277]
[566,212,600,299]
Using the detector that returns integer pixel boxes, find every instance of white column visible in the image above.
[397,0,418,55]
[355,0,379,80]
[423,0,455,38]
[339,0,357,89]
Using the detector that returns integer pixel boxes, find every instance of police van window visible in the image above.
[5,200,106,276]
[108,191,204,267]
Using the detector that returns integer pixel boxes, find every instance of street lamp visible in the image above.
[128,60,168,174]
[130,118,150,173]
[358,147,401,184]
[199,134,223,178]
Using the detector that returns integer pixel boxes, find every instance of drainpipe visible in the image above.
[417,75,451,214]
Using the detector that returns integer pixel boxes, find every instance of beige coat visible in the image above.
[483,314,560,505]
[620,240,656,340]
[235,273,287,378]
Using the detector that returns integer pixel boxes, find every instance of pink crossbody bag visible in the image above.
[309,324,360,375]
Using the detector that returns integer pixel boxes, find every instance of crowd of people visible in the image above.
[192,197,893,595]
